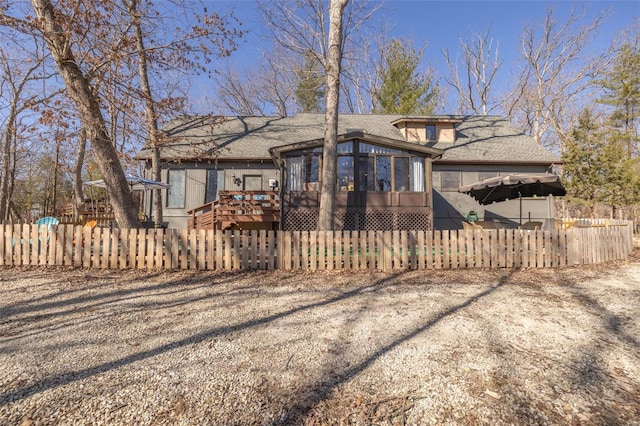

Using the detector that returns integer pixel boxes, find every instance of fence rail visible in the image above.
[0,221,633,271]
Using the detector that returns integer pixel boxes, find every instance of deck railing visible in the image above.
[0,220,633,270]
[187,190,280,230]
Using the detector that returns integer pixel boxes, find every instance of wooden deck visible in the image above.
[187,190,280,231]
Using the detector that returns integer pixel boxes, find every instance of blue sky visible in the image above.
[205,0,638,111]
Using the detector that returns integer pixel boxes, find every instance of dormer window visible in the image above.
[425,125,436,141]
[391,116,461,144]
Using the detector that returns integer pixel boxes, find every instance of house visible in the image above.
[136,113,560,230]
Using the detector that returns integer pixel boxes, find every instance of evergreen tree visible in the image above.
[563,109,640,217]
[596,42,640,156]
[597,136,640,217]
[374,38,438,114]
[562,109,604,216]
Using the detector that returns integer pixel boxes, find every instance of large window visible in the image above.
[375,156,392,191]
[394,157,409,191]
[287,153,320,191]
[285,141,428,193]
[359,157,374,191]
[167,169,186,208]
[303,155,320,187]
[411,158,425,191]
[338,156,355,191]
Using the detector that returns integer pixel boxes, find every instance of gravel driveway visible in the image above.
[1,252,639,425]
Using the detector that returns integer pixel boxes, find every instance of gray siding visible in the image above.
[146,161,278,228]
[432,164,556,230]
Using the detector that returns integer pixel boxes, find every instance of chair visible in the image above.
[73,220,97,245]
[35,216,60,230]
[31,216,59,248]
[35,216,59,238]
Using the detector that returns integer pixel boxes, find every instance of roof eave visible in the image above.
[390,116,465,126]
[269,131,445,160]
[434,159,563,165]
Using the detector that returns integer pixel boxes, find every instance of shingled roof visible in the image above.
[136,113,559,164]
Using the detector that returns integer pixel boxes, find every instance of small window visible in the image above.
[167,169,186,208]
[440,171,460,192]
[425,125,436,141]
[205,169,219,203]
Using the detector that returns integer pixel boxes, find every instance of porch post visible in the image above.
[425,158,433,228]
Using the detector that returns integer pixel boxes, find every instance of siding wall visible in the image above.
[147,162,278,229]
[401,122,456,143]
[432,164,555,230]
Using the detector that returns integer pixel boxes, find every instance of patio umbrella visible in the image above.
[458,173,566,223]
[83,174,170,191]
[84,175,170,220]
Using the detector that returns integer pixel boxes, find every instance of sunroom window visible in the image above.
[287,153,320,191]
[375,156,392,191]
[338,156,355,191]
[394,157,409,192]
[285,141,427,193]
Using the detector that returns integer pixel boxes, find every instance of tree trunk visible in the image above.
[0,101,16,222]
[317,0,348,231]
[128,0,164,227]
[31,0,140,228]
[73,127,87,221]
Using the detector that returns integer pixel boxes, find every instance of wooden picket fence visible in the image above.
[0,221,633,271]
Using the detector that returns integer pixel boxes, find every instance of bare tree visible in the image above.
[507,6,609,150]
[26,0,141,228]
[212,48,298,117]
[443,27,503,115]
[126,0,165,227]
[340,20,391,114]
[0,33,61,221]
[258,0,381,111]
[123,0,243,227]
[318,0,347,231]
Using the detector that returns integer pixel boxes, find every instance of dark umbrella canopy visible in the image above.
[458,173,566,205]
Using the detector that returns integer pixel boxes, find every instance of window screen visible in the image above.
[167,169,186,208]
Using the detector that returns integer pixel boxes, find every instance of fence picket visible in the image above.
[442,231,451,269]
[328,230,335,270]
[222,231,231,270]
[267,231,275,270]
[433,231,441,269]
[250,231,258,270]
[282,231,291,270]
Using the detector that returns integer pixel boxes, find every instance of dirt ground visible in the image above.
[1,248,639,425]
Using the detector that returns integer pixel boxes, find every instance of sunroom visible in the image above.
[269,132,444,231]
